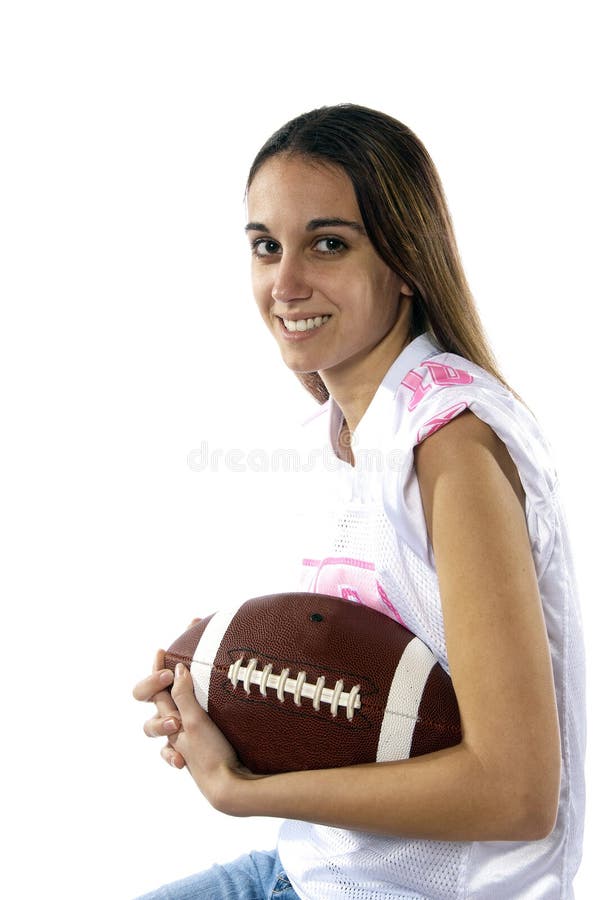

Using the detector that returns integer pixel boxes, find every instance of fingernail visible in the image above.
[175,663,186,679]
[159,670,173,686]
[164,717,179,734]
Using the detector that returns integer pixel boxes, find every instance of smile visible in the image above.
[281,315,331,333]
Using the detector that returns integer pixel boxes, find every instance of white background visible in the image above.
[1,2,600,897]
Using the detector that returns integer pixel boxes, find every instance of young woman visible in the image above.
[133,105,586,899]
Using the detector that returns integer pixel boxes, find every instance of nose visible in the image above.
[271,252,313,303]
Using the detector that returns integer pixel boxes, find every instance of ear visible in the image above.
[399,278,414,297]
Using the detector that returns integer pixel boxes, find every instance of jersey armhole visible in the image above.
[385,389,557,578]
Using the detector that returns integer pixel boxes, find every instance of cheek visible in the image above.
[373,272,404,322]
[251,272,270,314]
[349,270,399,324]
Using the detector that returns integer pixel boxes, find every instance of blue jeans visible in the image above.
[134,848,300,900]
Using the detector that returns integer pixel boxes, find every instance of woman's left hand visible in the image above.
[168,663,256,810]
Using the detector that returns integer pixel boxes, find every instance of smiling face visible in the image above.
[246,154,413,396]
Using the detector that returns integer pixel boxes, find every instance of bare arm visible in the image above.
[142,412,561,841]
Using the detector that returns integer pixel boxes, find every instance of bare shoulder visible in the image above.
[414,409,524,522]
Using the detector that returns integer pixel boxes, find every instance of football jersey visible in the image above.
[277,332,586,900]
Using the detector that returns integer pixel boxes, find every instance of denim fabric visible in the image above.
[134,848,301,900]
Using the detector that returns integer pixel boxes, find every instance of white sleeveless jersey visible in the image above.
[277,333,586,900]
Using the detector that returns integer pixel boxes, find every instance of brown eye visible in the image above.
[253,239,281,257]
[314,237,346,255]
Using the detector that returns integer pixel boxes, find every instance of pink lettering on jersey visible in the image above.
[377,581,406,626]
[300,557,405,625]
[401,360,473,410]
[417,401,469,443]
[424,361,473,388]
[302,556,374,571]
[400,369,432,411]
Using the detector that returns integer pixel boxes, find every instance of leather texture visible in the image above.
[165,592,460,774]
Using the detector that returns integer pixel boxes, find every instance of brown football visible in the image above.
[164,592,461,775]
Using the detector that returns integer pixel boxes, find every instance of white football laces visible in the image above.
[227,656,362,721]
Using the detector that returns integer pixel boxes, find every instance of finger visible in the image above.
[132,666,174,702]
[154,688,179,718]
[186,617,202,630]
[153,649,166,672]
[161,743,186,769]
[143,713,182,739]
[171,663,204,728]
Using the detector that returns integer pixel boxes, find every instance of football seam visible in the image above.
[216,674,461,732]
[164,652,461,733]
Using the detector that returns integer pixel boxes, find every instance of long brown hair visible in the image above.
[247,104,509,403]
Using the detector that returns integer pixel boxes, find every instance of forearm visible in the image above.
[225,741,556,842]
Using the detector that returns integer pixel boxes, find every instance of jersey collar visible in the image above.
[328,332,440,460]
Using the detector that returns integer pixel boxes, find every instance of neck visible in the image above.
[320,300,412,436]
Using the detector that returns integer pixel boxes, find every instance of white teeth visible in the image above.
[282,315,331,332]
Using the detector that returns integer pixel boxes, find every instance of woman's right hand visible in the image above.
[133,648,186,769]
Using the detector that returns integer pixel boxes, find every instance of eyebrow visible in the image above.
[245,217,366,235]
[307,217,366,234]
